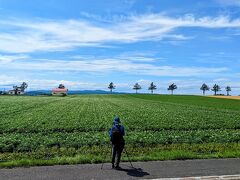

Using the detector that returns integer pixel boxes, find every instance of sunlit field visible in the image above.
[0,94,239,167]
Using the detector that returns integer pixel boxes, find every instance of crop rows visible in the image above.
[0,95,240,155]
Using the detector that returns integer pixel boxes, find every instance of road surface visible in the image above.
[0,158,240,180]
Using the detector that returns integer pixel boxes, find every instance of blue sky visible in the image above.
[0,0,240,94]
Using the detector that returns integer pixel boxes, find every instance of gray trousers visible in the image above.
[111,144,124,166]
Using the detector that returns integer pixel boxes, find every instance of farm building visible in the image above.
[52,84,68,96]
[8,82,28,95]
[8,90,24,95]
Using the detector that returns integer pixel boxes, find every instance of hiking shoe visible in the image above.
[115,165,122,170]
[112,164,115,169]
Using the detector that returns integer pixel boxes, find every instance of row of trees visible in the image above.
[108,82,232,95]
[108,82,177,94]
[200,83,231,96]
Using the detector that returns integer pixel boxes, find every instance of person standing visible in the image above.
[109,117,125,169]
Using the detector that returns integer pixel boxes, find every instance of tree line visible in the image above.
[200,83,231,96]
[108,82,232,96]
[0,82,232,96]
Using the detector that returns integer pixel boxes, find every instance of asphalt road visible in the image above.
[0,158,240,180]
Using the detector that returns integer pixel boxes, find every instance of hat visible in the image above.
[114,117,121,123]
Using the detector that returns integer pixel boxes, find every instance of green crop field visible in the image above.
[0,94,240,167]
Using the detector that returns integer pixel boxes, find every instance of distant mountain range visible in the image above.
[25,90,125,96]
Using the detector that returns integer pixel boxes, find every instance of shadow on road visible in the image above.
[116,167,150,178]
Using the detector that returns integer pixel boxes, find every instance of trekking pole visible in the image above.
[124,148,134,168]
[101,142,112,169]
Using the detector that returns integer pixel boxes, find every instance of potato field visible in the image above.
[0,94,239,167]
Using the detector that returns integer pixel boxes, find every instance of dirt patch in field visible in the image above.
[208,96,240,100]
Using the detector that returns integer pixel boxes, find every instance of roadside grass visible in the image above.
[1,143,239,168]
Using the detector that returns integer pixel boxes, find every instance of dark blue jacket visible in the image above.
[109,123,125,138]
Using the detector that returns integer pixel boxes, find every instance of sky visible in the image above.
[0,0,240,95]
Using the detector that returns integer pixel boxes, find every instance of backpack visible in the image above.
[111,125,124,145]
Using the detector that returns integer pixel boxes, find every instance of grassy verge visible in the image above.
[1,143,239,168]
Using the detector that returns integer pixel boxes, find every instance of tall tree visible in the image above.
[20,82,28,93]
[211,84,221,95]
[200,83,209,95]
[133,83,141,94]
[225,86,231,96]
[168,83,177,95]
[108,82,116,93]
[58,84,65,89]
[148,82,157,94]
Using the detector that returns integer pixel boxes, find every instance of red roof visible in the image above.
[52,88,68,93]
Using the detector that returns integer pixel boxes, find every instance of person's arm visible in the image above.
[109,127,113,137]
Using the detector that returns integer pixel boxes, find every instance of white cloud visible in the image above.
[0,54,29,63]
[0,75,103,90]
[116,55,159,62]
[112,51,164,62]
[0,14,240,53]
[0,57,228,77]
[213,78,229,82]
[193,52,240,65]
[137,79,152,84]
[0,75,20,86]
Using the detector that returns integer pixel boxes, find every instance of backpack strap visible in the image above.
[116,125,122,134]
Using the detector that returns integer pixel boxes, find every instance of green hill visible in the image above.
[0,95,239,167]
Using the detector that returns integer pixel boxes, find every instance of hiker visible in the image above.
[109,117,125,169]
